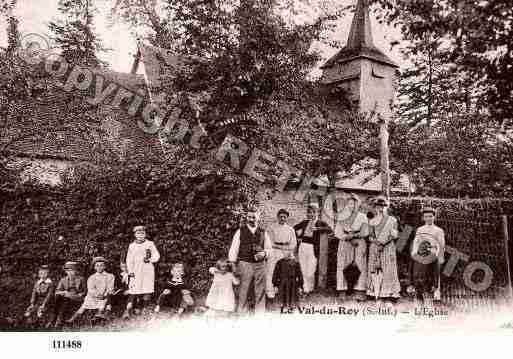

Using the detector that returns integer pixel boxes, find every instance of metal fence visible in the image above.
[323,214,513,309]
[435,217,511,309]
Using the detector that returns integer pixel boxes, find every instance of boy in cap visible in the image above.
[51,261,86,328]
[411,207,445,302]
[24,264,54,328]
[266,208,297,299]
[67,257,115,324]
[124,225,160,318]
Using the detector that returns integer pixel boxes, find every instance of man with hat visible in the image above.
[411,207,445,302]
[366,196,401,302]
[51,261,86,327]
[265,208,297,299]
[124,225,160,317]
[67,257,115,323]
[228,207,271,313]
[293,202,332,296]
[325,193,369,301]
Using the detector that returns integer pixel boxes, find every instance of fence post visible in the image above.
[501,215,513,300]
[318,233,329,291]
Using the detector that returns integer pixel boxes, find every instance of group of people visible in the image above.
[325,194,445,303]
[22,194,446,328]
[224,193,446,313]
[24,225,194,328]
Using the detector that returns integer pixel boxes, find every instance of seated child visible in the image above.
[205,259,240,316]
[24,264,54,328]
[154,262,194,315]
[51,261,86,328]
[110,262,130,316]
[272,252,303,311]
[67,257,115,324]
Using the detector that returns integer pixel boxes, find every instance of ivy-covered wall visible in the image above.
[2,173,513,322]
[0,167,257,320]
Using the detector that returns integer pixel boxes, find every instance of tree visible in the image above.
[376,0,513,128]
[111,0,376,197]
[373,0,513,197]
[48,0,108,68]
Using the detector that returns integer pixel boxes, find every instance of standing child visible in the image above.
[24,265,54,328]
[51,261,86,328]
[205,259,240,316]
[411,207,445,303]
[154,262,194,316]
[272,252,303,311]
[124,225,160,318]
[67,257,115,324]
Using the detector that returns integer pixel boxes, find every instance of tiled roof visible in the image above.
[2,68,162,163]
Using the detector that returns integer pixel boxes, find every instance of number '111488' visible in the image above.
[52,340,82,349]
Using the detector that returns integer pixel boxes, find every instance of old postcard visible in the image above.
[1,0,513,356]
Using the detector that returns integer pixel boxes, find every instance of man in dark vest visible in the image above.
[229,208,271,314]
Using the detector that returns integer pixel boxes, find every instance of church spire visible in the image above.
[346,0,374,50]
[321,0,397,69]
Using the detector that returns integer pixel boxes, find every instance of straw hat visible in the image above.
[63,261,79,270]
[421,206,436,215]
[133,225,146,233]
[91,256,108,266]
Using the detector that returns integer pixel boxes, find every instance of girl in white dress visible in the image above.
[124,225,160,318]
[205,259,240,316]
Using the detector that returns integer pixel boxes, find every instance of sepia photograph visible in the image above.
[0,0,513,355]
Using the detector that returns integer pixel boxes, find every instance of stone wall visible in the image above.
[259,189,375,229]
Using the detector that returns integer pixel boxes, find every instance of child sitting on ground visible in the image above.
[272,252,303,311]
[205,259,240,316]
[110,262,131,316]
[51,261,86,328]
[24,264,54,328]
[154,262,194,316]
[67,257,115,324]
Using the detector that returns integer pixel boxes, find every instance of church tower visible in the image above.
[320,0,398,119]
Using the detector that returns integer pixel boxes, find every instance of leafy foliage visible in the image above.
[372,0,513,197]
[111,0,377,188]
[376,0,513,127]
[48,0,108,68]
